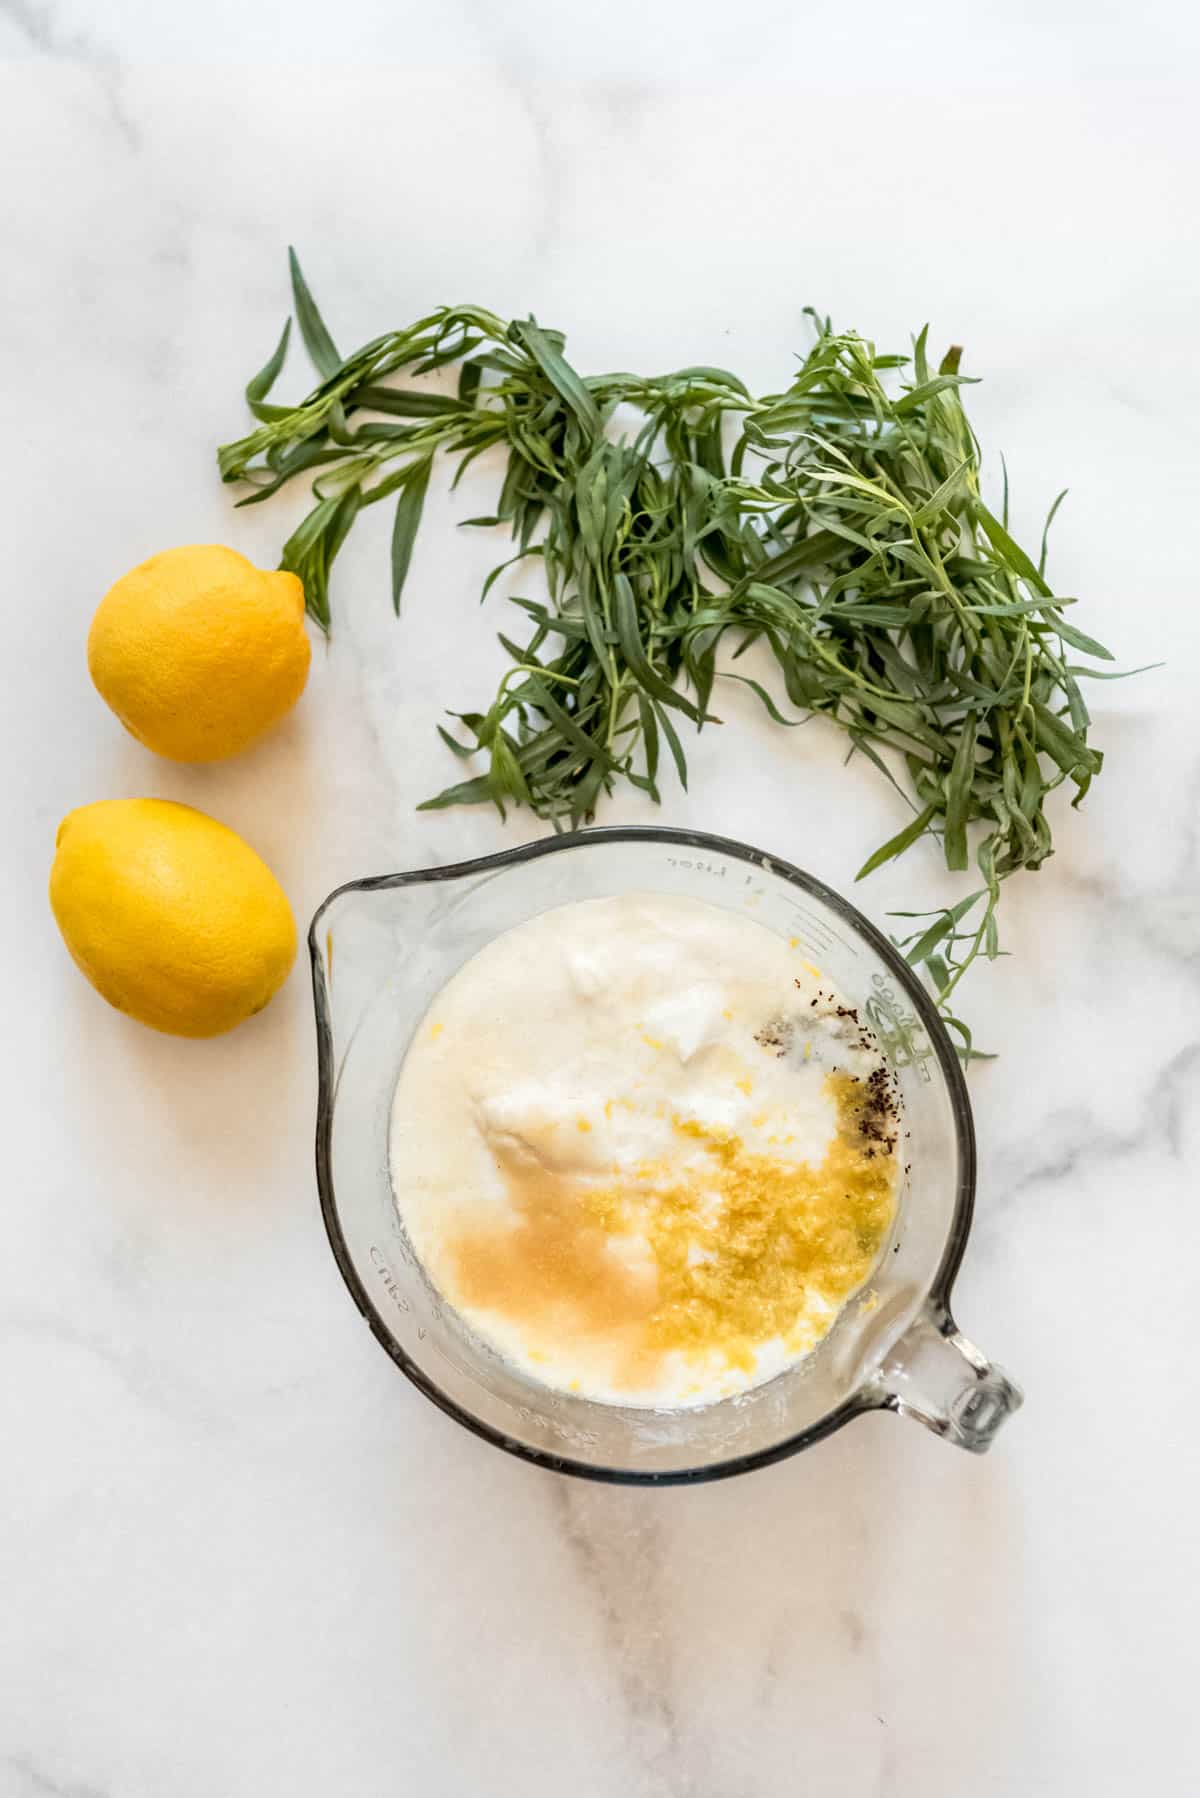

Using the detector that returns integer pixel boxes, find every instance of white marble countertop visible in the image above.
[5,3,1200,1793]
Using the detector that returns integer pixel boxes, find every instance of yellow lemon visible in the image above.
[50,799,297,1038]
[88,544,310,762]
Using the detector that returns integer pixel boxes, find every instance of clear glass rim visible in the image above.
[309,824,978,1486]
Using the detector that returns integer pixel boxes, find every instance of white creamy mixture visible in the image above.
[389,893,901,1407]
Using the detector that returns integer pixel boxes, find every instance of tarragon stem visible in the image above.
[217,252,1133,1059]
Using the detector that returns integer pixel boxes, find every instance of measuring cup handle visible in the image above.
[880,1302,1023,1453]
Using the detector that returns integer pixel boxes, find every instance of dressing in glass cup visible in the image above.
[310,827,1021,1484]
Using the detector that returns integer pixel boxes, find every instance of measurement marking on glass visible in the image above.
[369,1244,411,1311]
[786,904,856,958]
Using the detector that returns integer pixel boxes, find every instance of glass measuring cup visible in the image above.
[311,827,1021,1484]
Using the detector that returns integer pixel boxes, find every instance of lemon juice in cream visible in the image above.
[388,893,902,1407]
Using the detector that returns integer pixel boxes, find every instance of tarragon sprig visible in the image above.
[218,251,1132,1057]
